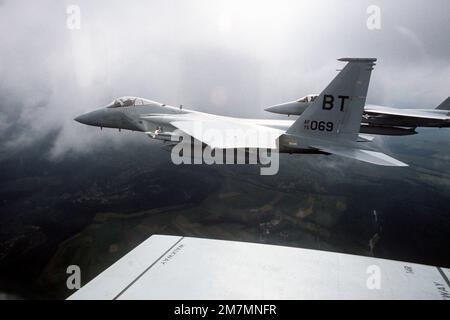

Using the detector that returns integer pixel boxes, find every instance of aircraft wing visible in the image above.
[143,114,284,149]
[68,235,450,300]
[365,105,450,121]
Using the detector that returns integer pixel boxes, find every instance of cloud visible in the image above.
[0,0,449,159]
[395,25,426,56]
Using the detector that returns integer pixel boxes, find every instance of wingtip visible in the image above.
[392,162,409,167]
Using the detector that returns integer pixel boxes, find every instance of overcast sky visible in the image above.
[0,0,449,158]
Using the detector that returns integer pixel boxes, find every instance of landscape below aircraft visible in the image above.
[266,93,450,136]
[75,58,409,167]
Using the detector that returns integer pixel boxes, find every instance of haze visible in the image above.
[0,0,449,158]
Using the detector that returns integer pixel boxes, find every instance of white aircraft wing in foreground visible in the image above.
[68,235,450,300]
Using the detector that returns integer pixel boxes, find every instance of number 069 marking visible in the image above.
[310,121,333,132]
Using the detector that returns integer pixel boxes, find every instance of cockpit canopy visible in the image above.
[297,94,319,103]
[106,96,157,108]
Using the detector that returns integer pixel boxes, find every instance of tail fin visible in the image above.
[287,58,376,141]
[436,96,450,110]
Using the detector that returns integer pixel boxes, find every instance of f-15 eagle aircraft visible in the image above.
[75,58,407,167]
[266,90,450,135]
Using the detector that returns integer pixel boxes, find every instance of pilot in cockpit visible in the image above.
[106,96,155,108]
[297,95,318,103]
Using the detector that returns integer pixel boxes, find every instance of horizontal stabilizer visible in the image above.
[314,144,408,167]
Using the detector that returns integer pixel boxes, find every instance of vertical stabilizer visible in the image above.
[287,58,376,141]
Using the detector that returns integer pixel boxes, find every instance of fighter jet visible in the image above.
[75,58,407,167]
[266,89,450,135]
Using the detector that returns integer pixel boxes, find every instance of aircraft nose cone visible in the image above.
[74,113,89,124]
[264,105,279,112]
[265,103,289,114]
[74,110,100,125]
[264,101,305,116]
[74,108,109,127]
